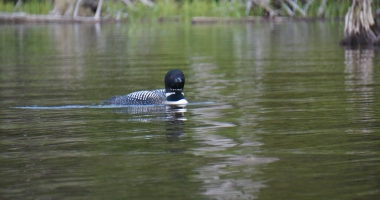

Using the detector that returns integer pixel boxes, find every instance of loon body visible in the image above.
[108,69,188,106]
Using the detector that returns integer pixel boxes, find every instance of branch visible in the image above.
[317,0,327,17]
[303,0,313,14]
[280,0,294,16]
[73,0,82,19]
[139,0,154,7]
[252,0,278,17]
[94,0,103,19]
[14,0,23,12]
[285,0,306,17]
[246,0,252,15]
[122,0,136,10]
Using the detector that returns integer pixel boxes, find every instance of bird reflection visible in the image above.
[113,104,187,138]
[165,106,187,138]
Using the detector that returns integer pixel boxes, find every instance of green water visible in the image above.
[1,21,380,199]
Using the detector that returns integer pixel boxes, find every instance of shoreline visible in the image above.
[0,12,342,24]
[0,12,113,23]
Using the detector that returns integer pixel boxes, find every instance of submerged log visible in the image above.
[340,0,380,46]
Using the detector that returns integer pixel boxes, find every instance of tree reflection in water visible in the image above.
[344,48,376,134]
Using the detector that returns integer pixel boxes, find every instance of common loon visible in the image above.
[108,69,188,106]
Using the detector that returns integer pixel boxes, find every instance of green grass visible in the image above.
[0,2,14,12]
[0,1,52,14]
[323,0,351,18]
[104,0,244,22]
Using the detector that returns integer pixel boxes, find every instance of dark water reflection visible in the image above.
[1,21,380,199]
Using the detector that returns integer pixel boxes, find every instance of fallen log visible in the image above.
[190,16,289,24]
[0,12,114,23]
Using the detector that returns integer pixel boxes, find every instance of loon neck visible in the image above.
[165,91,183,97]
[165,91,188,106]
[165,91,185,101]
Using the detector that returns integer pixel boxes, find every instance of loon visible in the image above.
[108,69,188,106]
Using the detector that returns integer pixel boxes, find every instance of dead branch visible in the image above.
[302,0,313,14]
[252,0,278,17]
[280,0,294,16]
[73,0,83,19]
[317,0,327,17]
[139,0,154,7]
[285,0,306,17]
[94,0,103,19]
[14,0,23,12]
[122,0,136,10]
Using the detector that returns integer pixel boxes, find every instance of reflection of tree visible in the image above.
[344,48,375,133]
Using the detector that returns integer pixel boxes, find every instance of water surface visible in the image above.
[1,21,380,199]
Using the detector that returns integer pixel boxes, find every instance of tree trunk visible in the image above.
[340,0,380,46]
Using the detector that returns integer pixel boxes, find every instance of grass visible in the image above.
[0,1,52,14]
[321,0,351,18]
[182,0,244,18]
[0,2,13,12]
[103,0,245,22]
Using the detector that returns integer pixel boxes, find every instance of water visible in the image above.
[1,21,380,199]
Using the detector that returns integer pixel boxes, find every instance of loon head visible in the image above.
[165,69,185,93]
[165,69,188,105]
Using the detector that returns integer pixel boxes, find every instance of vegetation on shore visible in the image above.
[0,0,380,22]
[0,0,51,14]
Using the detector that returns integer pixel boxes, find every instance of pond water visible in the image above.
[1,20,380,199]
